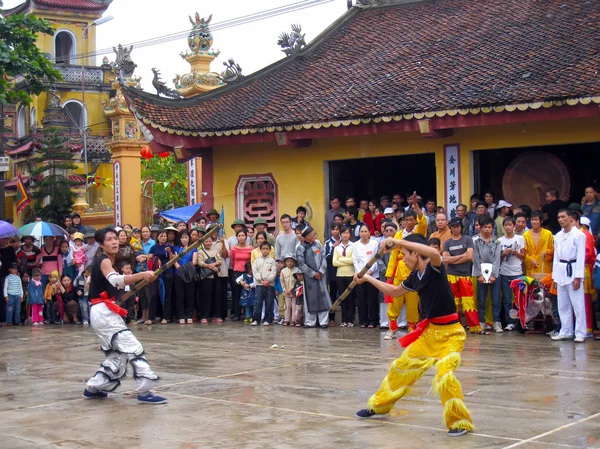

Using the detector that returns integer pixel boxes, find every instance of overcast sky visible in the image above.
[4,0,349,90]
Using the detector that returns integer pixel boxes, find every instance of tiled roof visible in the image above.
[5,174,85,190]
[35,0,108,10]
[125,0,600,135]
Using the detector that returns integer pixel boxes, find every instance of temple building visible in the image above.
[1,0,115,226]
[124,0,600,235]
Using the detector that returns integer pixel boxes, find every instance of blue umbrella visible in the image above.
[0,221,20,239]
[219,205,224,238]
[19,221,67,238]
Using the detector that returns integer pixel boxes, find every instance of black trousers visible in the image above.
[200,276,219,319]
[174,275,196,320]
[337,276,356,324]
[141,280,158,320]
[231,270,244,318]
[355,282,379,326]
[328,271,338,322]
[161,271,175,321]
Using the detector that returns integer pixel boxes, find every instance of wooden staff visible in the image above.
[329,241,394,311]
[117,224,222,304]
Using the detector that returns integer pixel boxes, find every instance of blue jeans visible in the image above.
[477,279,501,323]
[79,296,90,322]
[245,306,254,319]
[500,274,520,325]
[5,294,21,324]
[253,285,274,324]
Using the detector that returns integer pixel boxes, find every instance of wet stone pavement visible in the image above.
[0,322,599,449]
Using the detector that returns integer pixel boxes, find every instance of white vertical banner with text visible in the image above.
[113,161,122,226]
[187,158,198,206]
[444,145,460,219]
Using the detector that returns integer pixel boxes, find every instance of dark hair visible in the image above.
[470,194,480,201]
[330,196,341,202]
[345,196,355,202]
[95,227,118,244]
[68,227,77,234]
[479,216,494,227]
[502,216,516,226]
[340,225,351,235]
[513,212,526,221]
[244,261,252,272]
[457,203,467,211]
[518,204,532,218]
[60,274,72,283]
[280,214,292,221]
[177,230,190,246]
[296,206,307,215]
[585,185,597,192]
[426,198,436,205]
[547,188,558,198]
[333,213,344,221]
[330,222,341,231]
[346,206,358,219]
[236,229,247,238]
[141,225,151,233]
[404,233,427,245]
[428,237,441,247]
[359,224,371,234]
[120,261,132,270]
[255,231,267,242]
[568,210,580,221]
[117,229,128,238]
[476,201,488,209]
[404,209,417,220]
[175,221,186,228]
[484,191,494,199]
[259,241,272,250]
[156,231,167,241]
[531,210,544,222]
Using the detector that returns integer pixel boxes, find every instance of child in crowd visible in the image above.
[74,267,91,325]
[238,262,256,323]
[72,232,87,276]
[61,275,80,324]
[129,228,143,252]
[274,260,284,324]
[280,254,296,325]
[120,262,136,324]
[428,237,441,253]
[4,263,23,326]
[59,239,76,281]
[293,268,304,327]
[251,242,277,326]
[29,269,44,325]
[44,270,64,324]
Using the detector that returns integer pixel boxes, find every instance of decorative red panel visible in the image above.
[242,178,277,233]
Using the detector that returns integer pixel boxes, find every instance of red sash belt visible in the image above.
[398,313,459,348]
[90,291,128,317]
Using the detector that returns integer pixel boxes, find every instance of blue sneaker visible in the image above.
[83,389,108,399]
[355,408,376,418]
[448,429,468,437]
[137,392,167,404]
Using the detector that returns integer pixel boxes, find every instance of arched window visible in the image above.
[235,174,279,233]
[29,108,36,132]
[63,100,87,133]
[54,30,76,64]
[17,107,26,138]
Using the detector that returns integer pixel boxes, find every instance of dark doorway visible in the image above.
[475,142,600,209]
[328,153,437,206]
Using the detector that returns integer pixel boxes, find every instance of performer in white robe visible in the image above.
[551,210,587,342]
[83,228,167,403]
[296,226,331,328]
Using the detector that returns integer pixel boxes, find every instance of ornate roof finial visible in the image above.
[277,24,306,56]
[220,59,243,84]
[151,68,183,99]
[187,12,214,55]
[112,44,137,78]
[47,88,62,108]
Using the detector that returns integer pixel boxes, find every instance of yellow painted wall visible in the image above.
[212,116,600,238]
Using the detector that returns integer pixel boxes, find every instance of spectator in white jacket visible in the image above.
[352,225,380,328]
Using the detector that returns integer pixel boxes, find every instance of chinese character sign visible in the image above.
[444,145,460,218]
[187,158,197,205]
[113,161,122,226]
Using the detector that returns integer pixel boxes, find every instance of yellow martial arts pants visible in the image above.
[388,291,420,332]
[367,322,474,432]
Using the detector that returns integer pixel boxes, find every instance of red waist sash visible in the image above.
[398,313,459,348]
[90,291,128,317]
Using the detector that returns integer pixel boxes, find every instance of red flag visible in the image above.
[16,172,30,215]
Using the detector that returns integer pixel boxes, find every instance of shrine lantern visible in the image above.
[140,145,154,159]
[158,151,171,158]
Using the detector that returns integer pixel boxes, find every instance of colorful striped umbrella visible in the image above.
[0,220,20,239]
[19,221,67,238]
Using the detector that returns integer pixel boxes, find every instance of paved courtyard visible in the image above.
[0,323,599,449]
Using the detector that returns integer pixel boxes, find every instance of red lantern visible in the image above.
[158,151,170,158]
[140,145,154,159]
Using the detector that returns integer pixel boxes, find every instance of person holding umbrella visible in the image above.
[40,236,63,289]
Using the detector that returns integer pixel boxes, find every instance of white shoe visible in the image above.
[551,333,573,341]
[263,322,270,326]
[493,322,503,333]
[504,324,516,331]
[574,336,585,343]
[83,321,89,326]
[251,321,258,326]
[32,322,39,326]
[383,330,397,340]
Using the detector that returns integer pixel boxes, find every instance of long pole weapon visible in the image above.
[118,224,222,305]
[330,240,394,311]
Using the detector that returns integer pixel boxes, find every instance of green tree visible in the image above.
[29,128,79,223]
[141,154,188,210]
[0,14,62,105]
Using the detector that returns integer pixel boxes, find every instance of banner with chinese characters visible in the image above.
[444,145,460,219]
[113,161,122,225]
[187,158,201,205]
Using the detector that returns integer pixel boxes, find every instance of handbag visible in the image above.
[199,248,216,279]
